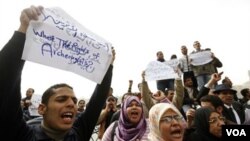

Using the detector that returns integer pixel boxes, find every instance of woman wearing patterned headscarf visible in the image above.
[148,103,186,141]
[102,95,149,141]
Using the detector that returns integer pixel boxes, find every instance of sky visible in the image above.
[1,0,250,100]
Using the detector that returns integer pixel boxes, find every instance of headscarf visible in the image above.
[115,96,147,141]
[148,103,184,141]
[159,97,171,103]
[192,107,220,141]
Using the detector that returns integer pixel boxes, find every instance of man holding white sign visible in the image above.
[147,51,176,92]
[190,41,222,90]
[0,5,115,141]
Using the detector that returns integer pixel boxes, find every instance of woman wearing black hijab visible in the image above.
[184,107,225,141]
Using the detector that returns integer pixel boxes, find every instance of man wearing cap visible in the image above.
[213,84,245,124]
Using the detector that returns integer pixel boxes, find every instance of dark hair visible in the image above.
[205,48,211,51]
[42,83,73,105]
[107,95,118,102]
[200,95,223,109]
[78,99,85,105]
[222,79,227,84]
[121,92,141,103]
[156,51,162,56]
[222,78,232,88]
[170,54,177,59]
[181,45,187,49]
[183,76,193,83]
[241,88,249,97]
[27,88,35,93]
[164,88,174,96]
[121,92,132,103]
[31,88,35,93]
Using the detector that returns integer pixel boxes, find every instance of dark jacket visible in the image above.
[0,31,113,141]
[222,102,245,124]
[183,87,199,105]
[196,85,210,104]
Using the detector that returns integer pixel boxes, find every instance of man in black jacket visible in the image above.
[214,84,245,125]
[0,5,115,141]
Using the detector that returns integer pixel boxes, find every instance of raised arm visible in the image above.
[141,71,155,111]
[74,48,115,140]
[0,5,43,139]
[172,78,184,110]
[196,72,222,102]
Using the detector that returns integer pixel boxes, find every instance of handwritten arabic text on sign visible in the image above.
[22,7,112,84]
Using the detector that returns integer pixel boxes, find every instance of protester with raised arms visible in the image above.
[0,5,115,141]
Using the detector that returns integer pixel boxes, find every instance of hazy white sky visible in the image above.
[1,0,250,99]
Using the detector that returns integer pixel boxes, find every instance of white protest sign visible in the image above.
[28,94,42,117]
[165,59,180,70]
[166,59,182,77]
[145,61,178,81]
[189,51,212,66]
[22,7,112,84]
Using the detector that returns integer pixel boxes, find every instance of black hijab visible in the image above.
[190,107,221,141]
